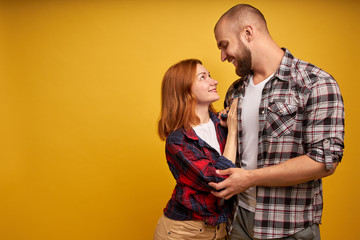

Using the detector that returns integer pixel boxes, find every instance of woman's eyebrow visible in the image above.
[196,72,207,77]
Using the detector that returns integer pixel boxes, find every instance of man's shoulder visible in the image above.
[280,49,336,88]
[227,78,244,92]
[287,56,336,89]
[224,77,245,106]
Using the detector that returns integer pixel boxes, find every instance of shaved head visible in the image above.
[215,4,268,34]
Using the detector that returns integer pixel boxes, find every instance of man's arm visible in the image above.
[209,155,338,200]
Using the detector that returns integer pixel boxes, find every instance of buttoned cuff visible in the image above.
[307,138,342,170]
[323,139,333,170]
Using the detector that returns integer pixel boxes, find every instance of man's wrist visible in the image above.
[248,168,263,187]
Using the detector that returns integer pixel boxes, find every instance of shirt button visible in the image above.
[261,110,265,114]
[324,139,329,143]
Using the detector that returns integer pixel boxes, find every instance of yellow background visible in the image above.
[0,0,358,239]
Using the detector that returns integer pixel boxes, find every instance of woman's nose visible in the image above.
[211,78,218,85]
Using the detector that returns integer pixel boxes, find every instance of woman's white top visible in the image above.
[193,119,221,155]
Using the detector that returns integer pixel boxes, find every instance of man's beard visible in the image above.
[235,42,252,78]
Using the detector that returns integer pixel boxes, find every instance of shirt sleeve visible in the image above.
[303,77,345,169]
[214,125,237,170]
[215,156,236,170]
[165,141,233,192]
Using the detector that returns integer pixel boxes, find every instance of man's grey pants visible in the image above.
[229,206,320,240]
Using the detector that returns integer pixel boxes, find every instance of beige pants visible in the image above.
[153,214,228,240]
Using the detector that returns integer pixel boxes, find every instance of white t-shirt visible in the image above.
[238,73,273,212]
[193,119,221,155]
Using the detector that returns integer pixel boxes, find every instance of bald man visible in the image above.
[209,4,344,240]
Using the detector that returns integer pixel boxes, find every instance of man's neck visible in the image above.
[252,43,284,85]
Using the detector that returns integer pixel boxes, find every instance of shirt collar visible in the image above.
[181,111,220,140]
[274,48,295,82]
[241,48,294,84]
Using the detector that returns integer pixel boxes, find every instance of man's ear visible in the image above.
[243,25,254,42]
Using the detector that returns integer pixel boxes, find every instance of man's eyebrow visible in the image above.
[217,41,225,49]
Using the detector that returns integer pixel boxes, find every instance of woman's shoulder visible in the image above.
[166,128,186,144]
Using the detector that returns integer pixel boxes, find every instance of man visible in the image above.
[209,4,344,240]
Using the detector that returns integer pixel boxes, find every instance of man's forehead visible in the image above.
[215,18,235,36]
[215,21,231,41]
[215,18,227,32]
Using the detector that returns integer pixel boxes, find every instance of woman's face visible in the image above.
[191,64,219,105]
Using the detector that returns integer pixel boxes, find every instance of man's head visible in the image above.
[214,4,269,77]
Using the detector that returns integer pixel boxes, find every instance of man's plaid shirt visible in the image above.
[224,49,345,239]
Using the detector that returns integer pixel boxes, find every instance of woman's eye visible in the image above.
[200,76,205,80]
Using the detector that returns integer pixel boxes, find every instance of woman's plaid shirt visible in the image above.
[224,49,345,239]
[163,111,237,226]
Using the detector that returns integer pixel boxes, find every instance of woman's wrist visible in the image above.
[226,130,237,139]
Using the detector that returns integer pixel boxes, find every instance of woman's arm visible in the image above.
[166,141,226,192]
[220,99,238,164]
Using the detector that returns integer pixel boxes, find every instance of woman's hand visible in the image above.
[226,98,238,133]
[218,98,238,128]
[219,98,238,163]
[218,107,230,127]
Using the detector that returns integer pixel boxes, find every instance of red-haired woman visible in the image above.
[154,59,238,240]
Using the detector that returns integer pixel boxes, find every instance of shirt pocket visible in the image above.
[266,102,298,138]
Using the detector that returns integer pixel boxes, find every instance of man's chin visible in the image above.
[235,68,252,78]
[235,69,245,78]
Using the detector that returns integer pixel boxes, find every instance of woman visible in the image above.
[154,59,238,240]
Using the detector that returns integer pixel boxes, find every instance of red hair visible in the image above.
[158,59,216,140]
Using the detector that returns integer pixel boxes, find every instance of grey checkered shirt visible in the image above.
[224,49,344,239]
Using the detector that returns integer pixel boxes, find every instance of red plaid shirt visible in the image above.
[163,111,237,226]
[225,49,345,239]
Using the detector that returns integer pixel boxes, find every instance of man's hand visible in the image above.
[209,157,339,200]
[209,168,254,200]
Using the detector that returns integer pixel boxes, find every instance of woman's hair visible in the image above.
[158,59,216,140]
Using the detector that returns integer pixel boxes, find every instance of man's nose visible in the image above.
[221,50,227,62]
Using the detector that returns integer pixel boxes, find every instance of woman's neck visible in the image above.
[195,104,210,124]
